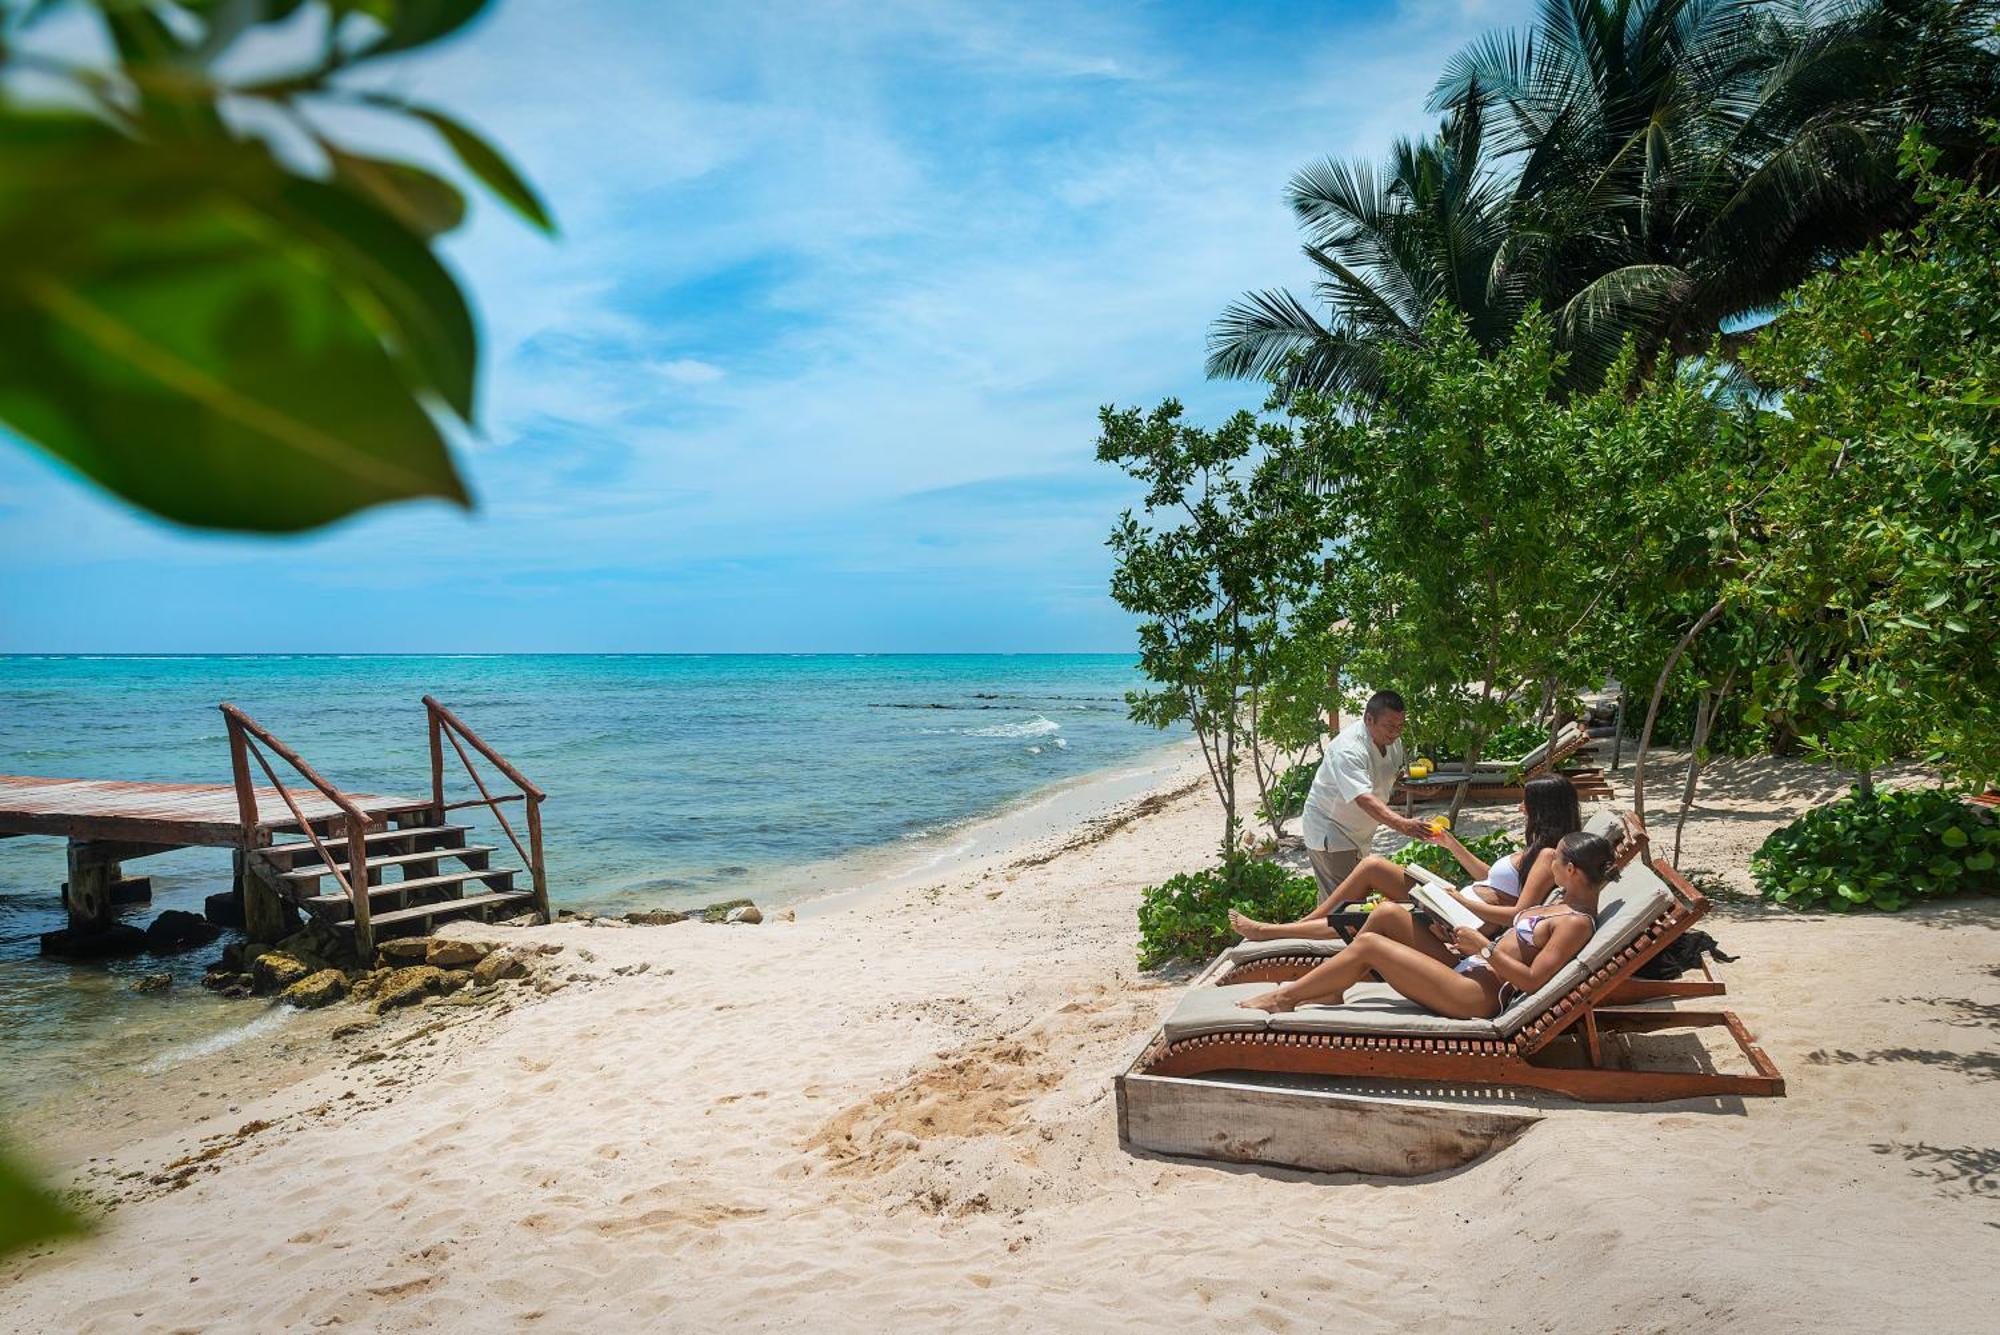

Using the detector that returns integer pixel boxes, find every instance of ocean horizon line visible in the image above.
[0,650,1143,660]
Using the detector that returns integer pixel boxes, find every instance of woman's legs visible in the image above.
[1229,856,1415,941]
[1351,900,1458,966]
[1238,934,1497,1018]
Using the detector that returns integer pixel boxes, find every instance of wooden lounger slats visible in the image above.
[1140,822,1785,1104]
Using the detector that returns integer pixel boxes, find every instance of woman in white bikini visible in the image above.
[1228,773,1583,943]
[1236,830,1618,1019]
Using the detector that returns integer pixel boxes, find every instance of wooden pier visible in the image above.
[2,698,549,959]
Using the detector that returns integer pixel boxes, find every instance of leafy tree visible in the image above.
[1213,0,2000,399]
[0,0,554,532]
[1740,133,2000,788]
[1287,306,1612,819]
[1438,0,1998,385]
[1097,401,1315,854]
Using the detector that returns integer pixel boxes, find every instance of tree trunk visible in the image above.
[1856,767,1876,799]
[1633,599,1727,827]
[1244,685,1283,841]
[1672,671,1734,866]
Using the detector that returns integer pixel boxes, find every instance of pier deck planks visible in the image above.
[0,774,433,847]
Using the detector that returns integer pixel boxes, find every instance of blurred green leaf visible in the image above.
[0,112,470,531]
[252,174,478,419]
[323,145,468,238]
[0,1149,89,1259]
[399,102,556,233]
[355,0,494,57]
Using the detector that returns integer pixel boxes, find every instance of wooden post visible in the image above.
[347,814,374,958]
[239,850,295,944]
[223,706,259,832]
[63,840,118,933]
[428,703,445,815]
[526,796,549,922]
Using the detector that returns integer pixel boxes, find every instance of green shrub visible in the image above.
[1750,787,2000,912]
[1255,760,1318,826]
[1137,853,1320,969]
[1421,721,1549,766]
[1390,829,1521,883]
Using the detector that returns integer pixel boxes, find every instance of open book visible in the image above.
[1405,867,1485,934]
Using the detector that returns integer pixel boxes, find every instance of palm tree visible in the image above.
[1435,0,1999,382]
[1205,89,1519,402]
[1212,0,2000,397]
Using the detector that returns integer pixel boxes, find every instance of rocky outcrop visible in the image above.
[203,889,245,928]
[369,965,467,1014]
[471,949,533,985]
[132,972,173,994]
[250,951,314,994]
[376,938,431,965]
[144,909,221,953]
[702,898,756,923]
[280,969,349,1009]
[724,905,763,925]
[425,938,492,968]
[40,924,147,959]
[623,909,687,926]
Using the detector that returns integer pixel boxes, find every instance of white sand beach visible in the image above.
[4,751,1995,1333]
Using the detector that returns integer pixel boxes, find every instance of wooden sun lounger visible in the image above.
[1393,722,1601,806]
[1216,810,1697,997]
[1121,819,1784,1105]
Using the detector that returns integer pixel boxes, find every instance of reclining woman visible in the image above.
[1236,830,1619,1017]
[1228,773,1583,943]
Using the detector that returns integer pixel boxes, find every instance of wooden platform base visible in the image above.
[1117,1068,1544,1177]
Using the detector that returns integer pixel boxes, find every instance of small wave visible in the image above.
[966,716,1061,739]
[140,1006,291,1073]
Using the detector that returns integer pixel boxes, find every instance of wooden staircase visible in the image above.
[223,696,549,957]
[251,818,536,943]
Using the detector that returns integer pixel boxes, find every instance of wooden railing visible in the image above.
[423,695,549,921]
[220,703,376,952]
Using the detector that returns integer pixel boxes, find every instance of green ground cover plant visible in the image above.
[1136,853,1320,969]
[1750,788,2000,912]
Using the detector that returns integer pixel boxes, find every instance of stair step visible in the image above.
[345,890,535,931]
[262,825,470,861]
[301,866,520,908]
[279,845,498,882]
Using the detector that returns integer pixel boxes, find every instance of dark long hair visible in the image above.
[1517,774,1583,878]
[1558,831,1621,887]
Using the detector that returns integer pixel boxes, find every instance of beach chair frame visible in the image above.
[1133,827,1784,1104]
[1394,723,1599,806]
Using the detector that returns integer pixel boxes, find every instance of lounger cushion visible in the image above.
[1161,983,1277,1041]
[1491,867,1674,1037]
[1221,937,1345,966]
[1162,856,1680,1045]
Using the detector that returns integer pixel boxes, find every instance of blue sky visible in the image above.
[0,0,1527,652]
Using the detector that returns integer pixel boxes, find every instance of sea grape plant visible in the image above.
[1135,852,1320,969]
[1750,787,2000,912]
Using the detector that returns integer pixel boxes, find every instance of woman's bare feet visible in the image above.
[1228,909,1282,941]
[1237,987,1305,1013]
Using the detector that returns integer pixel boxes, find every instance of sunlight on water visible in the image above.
[0,654,1176,1109]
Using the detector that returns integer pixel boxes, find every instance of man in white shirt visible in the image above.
[1299,689,1430,894]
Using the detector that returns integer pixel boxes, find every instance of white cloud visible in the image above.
[0,0,1539,650]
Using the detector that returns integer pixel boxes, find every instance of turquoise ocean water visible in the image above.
[0,654,1178,1110]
